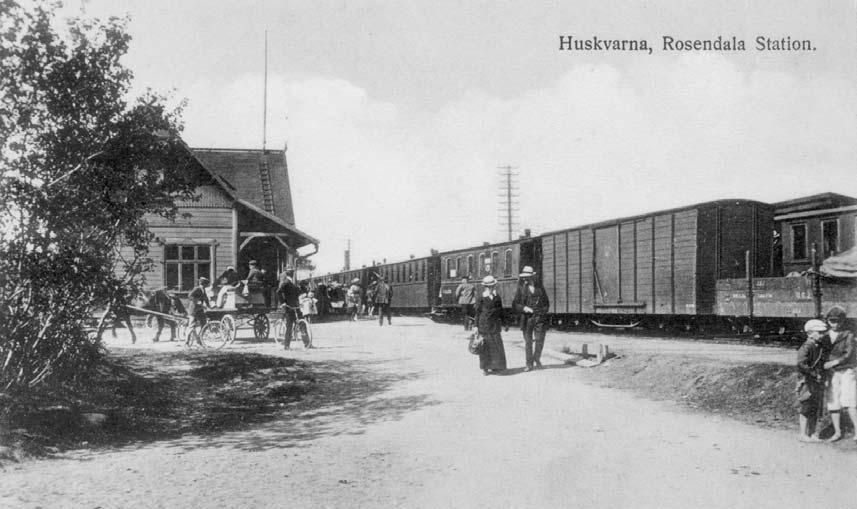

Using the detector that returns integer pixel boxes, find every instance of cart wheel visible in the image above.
[254,313,270,341]
[220,315,236,342]
[298,320,313,348]
[201,321,229,349]
[272,319,285,345]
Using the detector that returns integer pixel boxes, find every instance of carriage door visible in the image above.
[594,226,620,304]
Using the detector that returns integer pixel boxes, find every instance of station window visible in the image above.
[791,224,807,261]
[822,219,839,259]
[467,255,474,277]
[504,249,513,277]
[164,243,211,292]
[491,252,499,275]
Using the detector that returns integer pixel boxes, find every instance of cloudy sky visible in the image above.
[60,0,856,274]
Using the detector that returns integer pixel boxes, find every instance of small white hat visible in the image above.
[804,319,828,332]
[481,275,497,286]
[519,266,536,277]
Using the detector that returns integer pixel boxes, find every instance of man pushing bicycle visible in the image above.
[277,268,302,350]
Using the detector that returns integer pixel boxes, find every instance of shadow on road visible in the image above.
[4,349,439,459]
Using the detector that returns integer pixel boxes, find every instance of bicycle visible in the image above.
[273,304,313,348]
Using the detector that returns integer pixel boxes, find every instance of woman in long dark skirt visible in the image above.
[474,275,507,375]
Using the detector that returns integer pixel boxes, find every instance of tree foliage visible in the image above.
[0,1,198,390]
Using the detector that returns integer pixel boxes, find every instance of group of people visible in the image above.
[796,306,856,442]
[341,277,393,325]
[462,265,550,376]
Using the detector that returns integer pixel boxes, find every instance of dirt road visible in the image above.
[3,318,856,508]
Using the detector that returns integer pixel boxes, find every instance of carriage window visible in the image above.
[164,243,211,291]
[491,252,499,275]
[791,224,807,261]
[822,219,839,259]
[456,258,461,278]
[479,253,487,275]
[467,255,474,277]
[446,258,453,278]
[421,260,426,281]
[504,249,513,277]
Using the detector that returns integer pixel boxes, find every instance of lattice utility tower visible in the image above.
[497,165,520,241]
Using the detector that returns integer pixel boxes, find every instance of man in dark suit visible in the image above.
[512,266,550,371]
[277,268,302,349]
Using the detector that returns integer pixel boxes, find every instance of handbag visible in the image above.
[468,333,484,355]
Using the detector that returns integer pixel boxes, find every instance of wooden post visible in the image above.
[811,243,823,318]
[581,343,589,357]
[745,250,753,333]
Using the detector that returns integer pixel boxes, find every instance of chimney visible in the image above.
[483,242,490,246]
[524,228,531,238]
[410,254,415,259]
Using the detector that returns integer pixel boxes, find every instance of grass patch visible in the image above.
[0,348,314,462]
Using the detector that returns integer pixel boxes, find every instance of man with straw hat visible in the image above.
[513,265,550,372]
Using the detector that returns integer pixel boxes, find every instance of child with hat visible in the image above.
[796,319,830,442]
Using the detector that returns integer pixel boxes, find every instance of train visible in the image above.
[306,192,857,335]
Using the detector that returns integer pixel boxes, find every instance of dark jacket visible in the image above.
[187,285,210,319]
[475,291,505,334]
[277,277,301,308]
[797,337,829,383]
[217,269,241,286]
[827,330,856,371]
[512,282,550,329]
[374,282,393,304]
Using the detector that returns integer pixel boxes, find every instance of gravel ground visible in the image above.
[2,317,856,508]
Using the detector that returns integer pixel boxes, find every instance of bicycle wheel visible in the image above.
[220,315,236,343]
[272,319,285,345]
[298,320,313,348]
[200,321,229,349]
[253,313,270,341]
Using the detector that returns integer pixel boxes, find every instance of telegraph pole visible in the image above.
[497,165,519,241]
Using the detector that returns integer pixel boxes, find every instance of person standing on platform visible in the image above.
[374,276,393,326]
[796,319,830,442]
[474,275,507,375]
[822,306,856,442]
[186,277,211,346]
[512,266,550,372]
[347,278,362,322]
[277,268,302,349]
[455,277,476,331]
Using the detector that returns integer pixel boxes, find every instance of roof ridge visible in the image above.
[192,147,284,154]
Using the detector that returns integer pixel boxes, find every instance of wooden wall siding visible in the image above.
[594,227,620,305]
[568,230,582,313]
[619,222,636,304]
[174,185,232,208]
[580,229,594,313]
[542,236,557,312]
[391,281,428,309]
[634,218,654,313]
[673,209,699,315]
[554,233,568,314]
[148,207,233,229]
[653,214,674,314]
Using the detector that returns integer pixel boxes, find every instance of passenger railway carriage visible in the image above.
[435,235,541,319]
[372,255,441,313]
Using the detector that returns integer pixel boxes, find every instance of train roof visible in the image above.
[436,236,535,257]
[538,198,771,237]
[772,192,857,216]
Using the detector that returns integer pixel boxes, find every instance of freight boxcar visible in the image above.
[435,235,541,320]
[541,199,774,329]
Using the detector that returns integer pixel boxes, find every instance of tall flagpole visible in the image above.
[263,30,268,152]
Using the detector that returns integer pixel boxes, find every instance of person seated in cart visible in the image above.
[187,277,211,345]
[214,266,241,308]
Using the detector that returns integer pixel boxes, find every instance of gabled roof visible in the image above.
[192,147,296,226]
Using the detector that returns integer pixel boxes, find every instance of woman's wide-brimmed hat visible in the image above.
[519,266,537,277]
[481,275,497,286]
